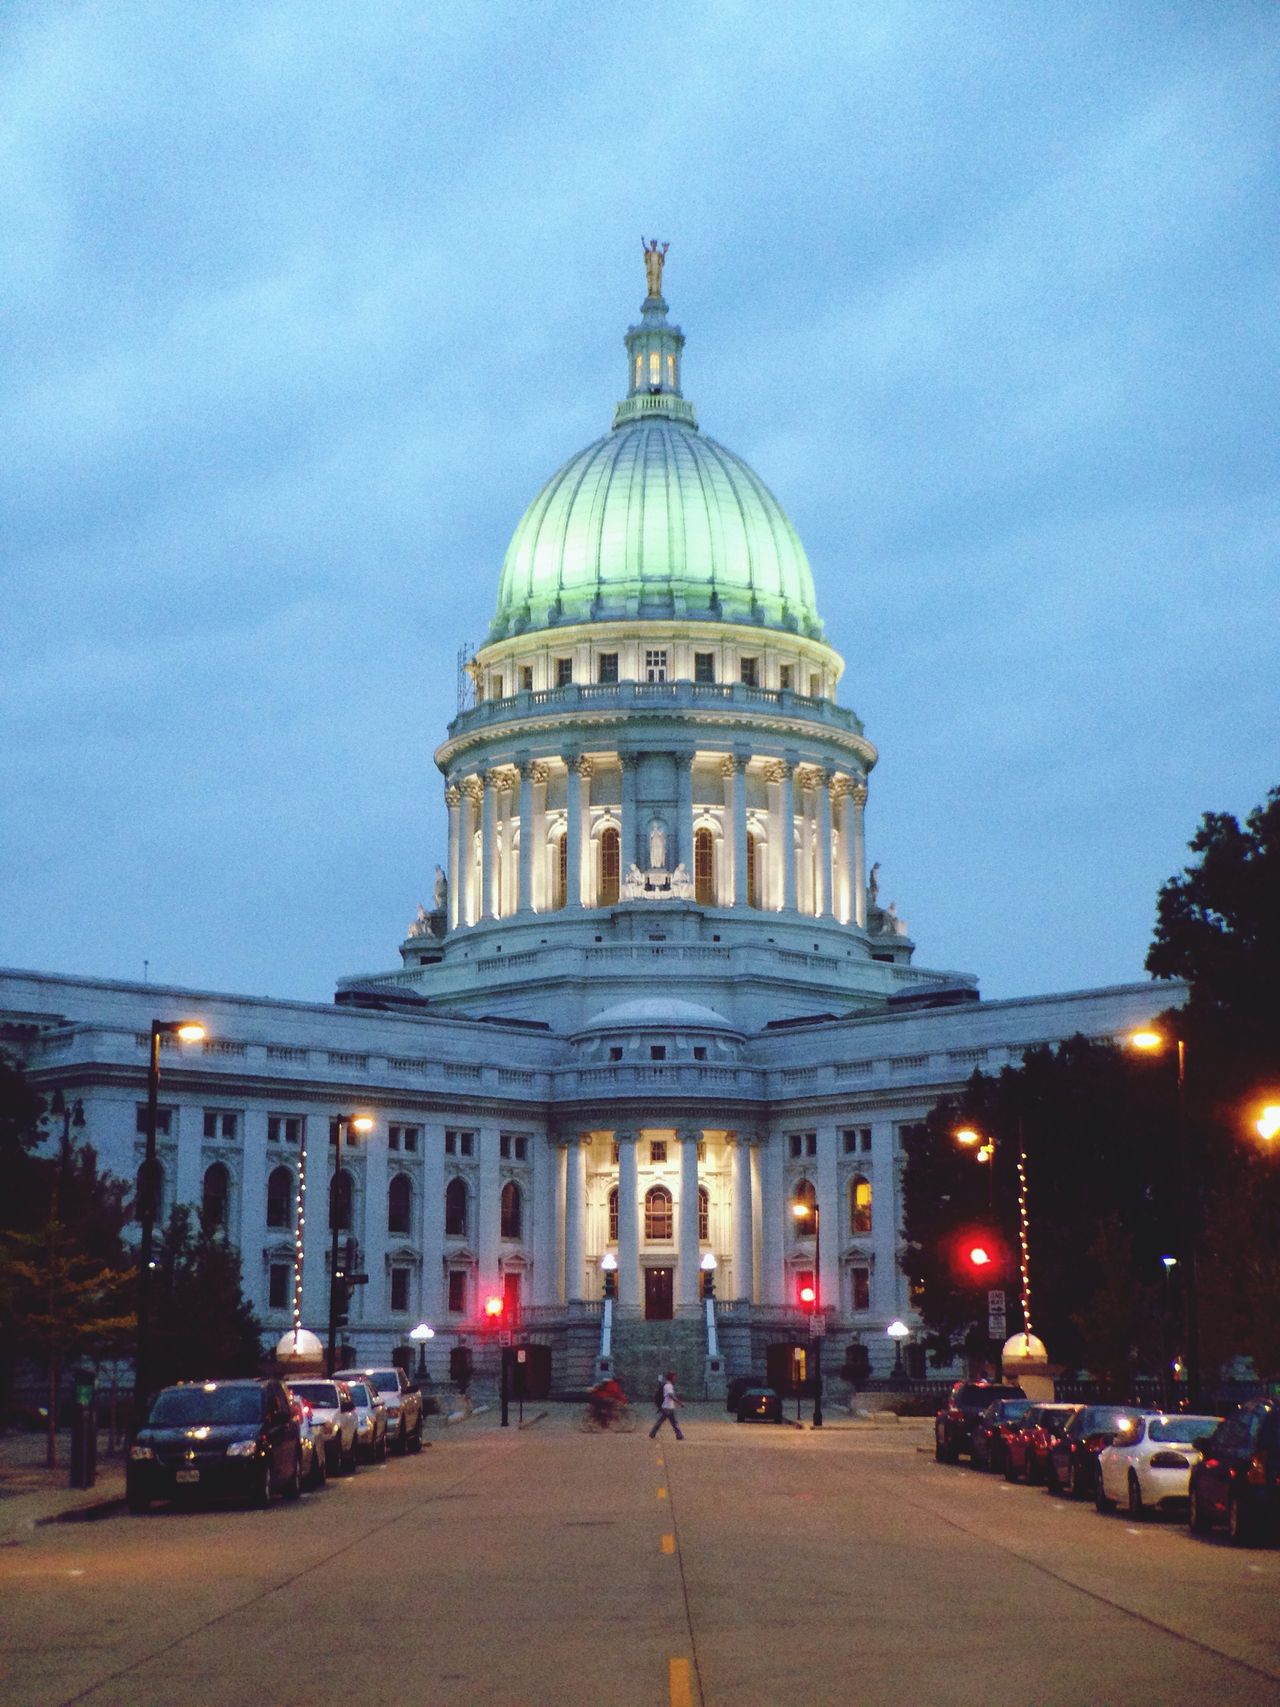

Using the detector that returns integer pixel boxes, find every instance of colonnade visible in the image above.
[443,751,868,930]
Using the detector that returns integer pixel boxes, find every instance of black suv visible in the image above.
[935,1381,1026,1463]
[127,1378,302,1512]
[1188,1399,1280,1544]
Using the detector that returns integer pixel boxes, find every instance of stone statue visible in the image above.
[868,861,881,908]
[642,237,669,297]
[670,863,694,899]
[407,904,431,939]
[648,817,667,871]
[887,901,908,937]
[433,864,448,911]
[622,863,647,900]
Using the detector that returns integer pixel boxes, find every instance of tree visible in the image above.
[147,1206,263,1393]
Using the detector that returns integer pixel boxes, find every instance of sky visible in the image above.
[3,1,1277,1005]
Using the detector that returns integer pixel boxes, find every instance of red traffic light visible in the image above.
[484,1295,504,1318]
[967,1244,993,1269]
[798,1284,816,1311]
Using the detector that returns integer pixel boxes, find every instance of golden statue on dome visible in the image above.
[642,237,669,297]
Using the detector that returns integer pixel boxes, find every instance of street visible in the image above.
[2,1408,1279,1707]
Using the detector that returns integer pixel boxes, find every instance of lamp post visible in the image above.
[598,1251,617,1374]
[791,1198,823,1428]
[327,1113,374,1375]
[1255,1105,1280,1143]
[1129,1029,1199,1407]
[134,1019,205,1429]
[1160,1256,1178,1408]
[887,1318,910,1380]
[410,1321,435,1378]
[700,1250,719,1364]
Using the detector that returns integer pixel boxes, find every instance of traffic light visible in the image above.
[798,1282,817,1313]
[484,1295,504,1321]
[949,1226,1009,1285]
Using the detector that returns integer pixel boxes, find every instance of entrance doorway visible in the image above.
[644,1267,673,1320]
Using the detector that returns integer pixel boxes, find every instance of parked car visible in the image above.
[127,1378,301,1513]
[935,1381,1026,1463]
[290,1394,327,1491]
[1188,1399,1280,1544]
[736,1386,783,1423]
[1003,1404,1081,1485]
[286,1379,359,1475]
[343,1377,389,1462]
[726,1376,757,1415]
[1047,1405,1146,1499]
[335,1366,424,1454]
[1095,1412,1222,1519]
[971,1398,1035,1473]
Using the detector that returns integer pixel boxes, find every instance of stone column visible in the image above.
[725,756,749,907]
[445,784,462,931]
[619,754,637,874]
[750,1136,764,1304]
[564,1135,587,1301]
[815,770,833,919]
[461,778,483,926]
[677,1128,701,1311]
[482,771,501,920]
[566,756,588,908]
[850,780,867,929]
[729,1134,753,1302]
[615,1130,640,1311]
[552,1141,567,1305]
[830,778,849,923]
[676,751,694,873]
[421,1118,446,1321]
[517,760,535,915]
[531,764,549,912]
[779,763,798,912]
[477,1125,501,1308]
[759,1137,786,1304]
[815,1127,839,1314]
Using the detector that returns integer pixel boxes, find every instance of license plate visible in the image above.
[175,1469,200,1484]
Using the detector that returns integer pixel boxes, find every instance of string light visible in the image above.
[291,1130,308,1342]
[1016,1144,1033,1341]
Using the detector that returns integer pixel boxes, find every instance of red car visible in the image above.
[1003,1404,1081,1484]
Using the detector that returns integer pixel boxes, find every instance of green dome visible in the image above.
[491,421,823,640]
[489,272,822,642]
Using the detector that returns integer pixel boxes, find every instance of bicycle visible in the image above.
[578,1401,637,1433]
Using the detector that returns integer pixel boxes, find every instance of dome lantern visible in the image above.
[613,239,697,431]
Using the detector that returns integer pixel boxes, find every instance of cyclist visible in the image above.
[587,1376,627,1428]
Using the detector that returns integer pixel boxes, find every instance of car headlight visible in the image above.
[129,1445,155,1461]
[225,1438,261,1457]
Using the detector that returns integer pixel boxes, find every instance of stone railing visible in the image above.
[447,678,865,741]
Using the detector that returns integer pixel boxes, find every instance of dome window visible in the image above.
[644,649,668,683]
[694,652,715,684]
[649,350,661,387]
[597,652,618,684]
[740,657,758,687]
[555,657,573,687]
[599,827,620,906]
[666,352,676,388]
[694,828,715,906]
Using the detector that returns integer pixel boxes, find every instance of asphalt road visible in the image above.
[3,1408,1279,1707]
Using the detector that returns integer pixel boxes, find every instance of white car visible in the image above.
[1095,1412,1223,1519]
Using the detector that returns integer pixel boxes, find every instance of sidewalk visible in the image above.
[0,1430,126,1542]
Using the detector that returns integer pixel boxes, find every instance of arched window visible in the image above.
[266,1165,293,1229]
[202,1162,229,1230]
[135,1159,164,1223]
[850,1175,872,1235]
[694,827,715,905]
[697,1184,709,1242]
[500,1180,522,1239]
[746,832,759,909]
[792,1178,817,1230]
[444,1176,468,1238]
[608,1186,619,1243]
[388,1173,412,1236]
[329,1169,353,1232]
[599,826,620,906]
[645,1185,673,1242]
[550,832,567,911]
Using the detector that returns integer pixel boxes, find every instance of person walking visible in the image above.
[649,1370,684,1440]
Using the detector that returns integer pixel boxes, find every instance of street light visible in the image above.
[887,1319,910,1379]
[409,1321,435,1378]
[134,1019,206,1428]
[791,1198,823,1428]
[1127,1026,1199,1406]
[1255,1104,1280,1143]
[327,1113,374,1375]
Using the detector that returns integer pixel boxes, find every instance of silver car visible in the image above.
[344,1377,389,1463]
[286,1379,359,1476]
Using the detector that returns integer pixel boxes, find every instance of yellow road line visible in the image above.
[657,1485,667,1498]
[661,1532,676,1554]
[669,1656,693,1707]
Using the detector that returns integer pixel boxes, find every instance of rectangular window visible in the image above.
[789,1133,802,1159]
[644,649,668,683]
[202,1110,238,1140]
[805,1133,817,1157]
[611,1142,620,1165]
[650,1045,666,1061]
[500,1133,510,1159]
[520,665,533,691]
[851,1266,871,1312]
[514,1135,528,1160]
[842,1126,872,1155]
[609,1045,623,1062]
[740,657,758,687]
[268,1263,290,1310]
[267,1115,302,1146]
[779,664,793,691]
[390,1267,410,1312]
[446,1129,475,1158]
[809,673,821,698]
[597,653,618,684]
[492,675,504,700]
[136,1105,175,1136]
[447,1270,467,1314]
[649,1141,667,1164]
[694,652,715,683]
[693,1046,707,1061]
[388,1128,400,1150]
[556,657,573,686]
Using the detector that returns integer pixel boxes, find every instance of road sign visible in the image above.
[987,1289,1006,1312]
[498,1331,512,1347]
[988,1311,1007,1338]
[809,1315,826,1338]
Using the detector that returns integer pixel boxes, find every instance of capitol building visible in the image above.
[2,252,1168,1397]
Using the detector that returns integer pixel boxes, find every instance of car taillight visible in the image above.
[1247,1453,1268,1486]
[1149,1451,1190,1470]
[299,1400,313,1420]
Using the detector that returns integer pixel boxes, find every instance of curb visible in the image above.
[36,1495,126,1527]
[517,1410,548,1430]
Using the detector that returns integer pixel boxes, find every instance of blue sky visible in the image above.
[3,1,1276,1003]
